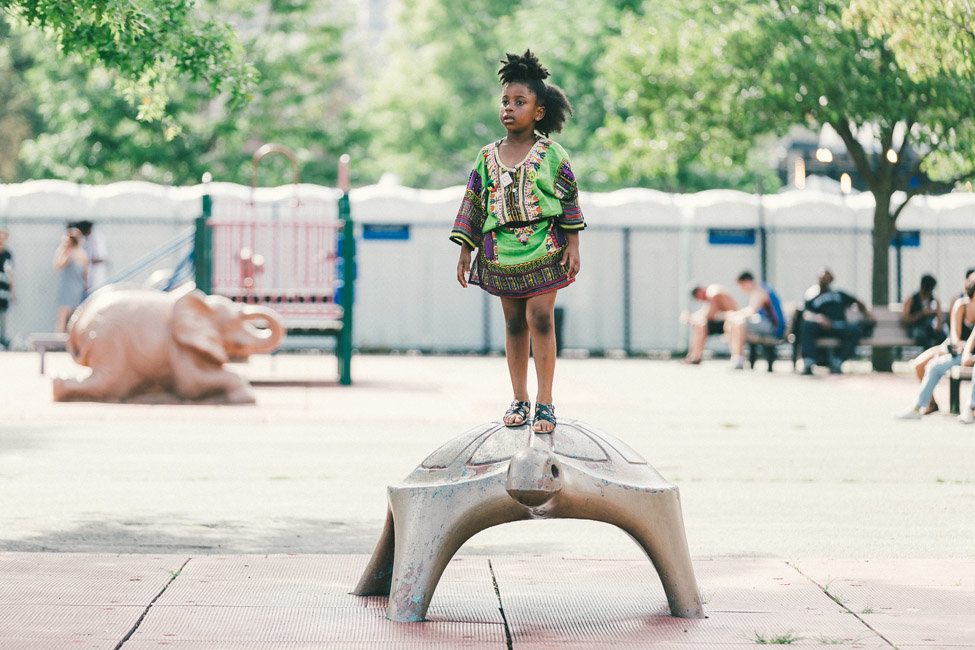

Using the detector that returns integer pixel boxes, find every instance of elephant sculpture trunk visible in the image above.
[233,306,286,356]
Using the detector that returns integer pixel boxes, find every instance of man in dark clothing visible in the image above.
[0,229,14,349]
[800,268,875,374]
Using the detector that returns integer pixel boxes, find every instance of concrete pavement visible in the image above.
[0,350,973,647]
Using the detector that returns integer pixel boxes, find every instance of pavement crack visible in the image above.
[114,557,192,650]
[786,561,897,648]
[488,558,514,650]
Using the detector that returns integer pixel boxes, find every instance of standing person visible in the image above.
[900,274,946,349]
[53,226,89,333]
[799,267,875,374]
[0,229,14,349]
[76,220,109,293]
[682,284,738,364]
[724,271,785,370]
[451,49,584,434]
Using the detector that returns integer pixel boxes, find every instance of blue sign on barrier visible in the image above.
[892,230,920,247]
[363,224,410,240]
[708,228,756,245]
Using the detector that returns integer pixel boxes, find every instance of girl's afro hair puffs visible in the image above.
[498,49,550,85]
[497,49,572,136]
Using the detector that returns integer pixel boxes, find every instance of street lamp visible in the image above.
[840,173,852,195]
[794,156,806,189]
[815,147,833,163]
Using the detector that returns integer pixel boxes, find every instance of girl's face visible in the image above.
[500,82,544,134]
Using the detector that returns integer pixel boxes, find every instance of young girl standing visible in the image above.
[450,49,585,434]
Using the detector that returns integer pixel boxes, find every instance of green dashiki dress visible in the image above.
[450,137,586,298]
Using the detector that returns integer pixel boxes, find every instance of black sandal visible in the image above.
[503,400,531,427]
[533,403,556,433]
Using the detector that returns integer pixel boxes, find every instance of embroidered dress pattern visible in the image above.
[450,136,585,298]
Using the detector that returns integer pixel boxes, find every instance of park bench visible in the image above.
[28,332,69,375]
[789,303,915,368]
[949,365,973,414]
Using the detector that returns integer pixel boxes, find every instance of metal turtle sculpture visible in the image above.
[353,418,704,622]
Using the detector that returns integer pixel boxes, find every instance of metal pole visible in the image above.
[756,178,767,282]
[194,193,213,294]
[482,291,492,355]
[895,231,903,303]
[338,154,354,385]
[622,227,632,355]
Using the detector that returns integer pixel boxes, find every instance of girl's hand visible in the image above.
[560,232,581,279]
[456,246,472,288]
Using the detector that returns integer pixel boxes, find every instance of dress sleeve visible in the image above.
[553,158,585,231]
[450,169,485,249]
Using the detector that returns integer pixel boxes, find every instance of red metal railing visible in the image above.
[208,196,344,329]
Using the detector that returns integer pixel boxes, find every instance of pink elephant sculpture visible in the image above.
[52,286,285,403]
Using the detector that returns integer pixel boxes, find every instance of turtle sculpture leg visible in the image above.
[515,450,704,619]
[354,472,530,622]
[592,485,703,618]
[352,509,396,597]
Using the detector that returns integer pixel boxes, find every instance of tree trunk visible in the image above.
[871,193,894,372]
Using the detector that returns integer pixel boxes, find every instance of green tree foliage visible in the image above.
[357,0,642,190]
[0,19,37,181]
[0,0,257,124]
[601,0,975,369]
[846,0,975,80]
[5,0,355,186]
[598,1,777,191]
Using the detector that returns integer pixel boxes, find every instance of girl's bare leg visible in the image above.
[500,296,531,424]
[526,291,558,432]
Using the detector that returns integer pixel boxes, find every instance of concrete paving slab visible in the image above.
[0,553,185,605]
[124,639,504,650]
[129,605,506,646]
[0,604,145,647]
[150,554,503,624]
[492,556,885,647]
[127,554,506,647]
[793,558,975,648]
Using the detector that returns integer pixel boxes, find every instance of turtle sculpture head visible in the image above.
[505,446,563,508]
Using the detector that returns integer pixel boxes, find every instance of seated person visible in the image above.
[725,271,785,369]
[900,273,947,349]
[900,272,975,418]
[799,267,875,375]
[908,271,975,414]
[683,283,738,364]
[958,325,975,424]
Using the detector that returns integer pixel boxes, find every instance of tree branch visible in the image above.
[891,168,975,222]
[833,120,879,190]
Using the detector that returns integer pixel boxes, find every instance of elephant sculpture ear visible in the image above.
[172,290,229,365]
